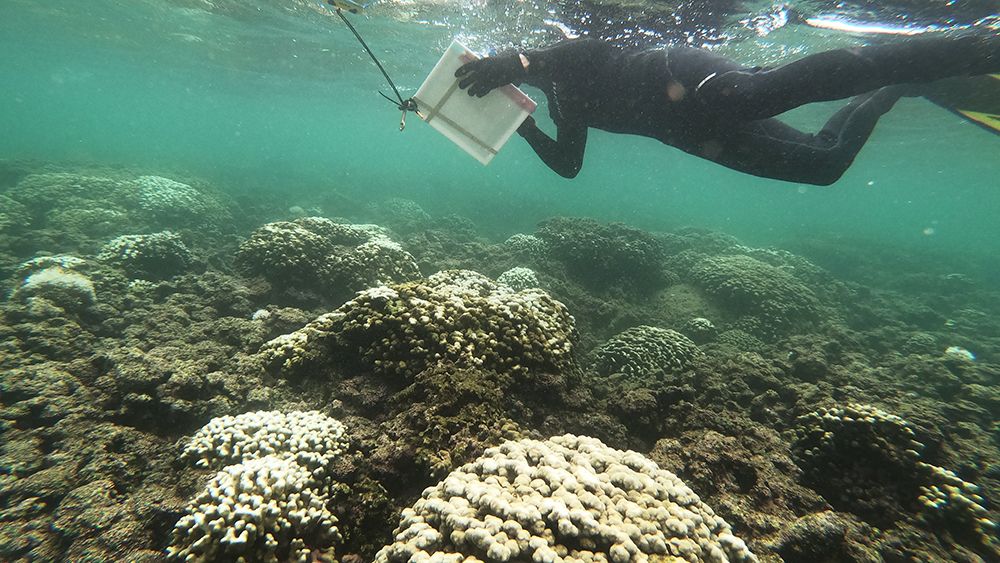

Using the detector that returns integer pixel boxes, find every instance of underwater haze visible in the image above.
[2,1,1000,562]
[3,0,999,253]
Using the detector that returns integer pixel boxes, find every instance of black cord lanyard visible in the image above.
[328,1,418,130]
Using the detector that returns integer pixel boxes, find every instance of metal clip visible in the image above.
[397,98,420,131]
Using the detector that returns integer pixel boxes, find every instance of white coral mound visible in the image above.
[182,410,349,473]
[166,455,339,563]
[168,411,348,562]
[497,267,541,291]
[13,266,96,312]
[377,434,757,563]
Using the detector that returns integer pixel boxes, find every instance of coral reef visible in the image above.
[647,427,830,556]
[681,317,717,344]
[496,266,540,291]
[6,172,230,234]
[127,175,230,228]
[330,237,422,298]
[2,162,998,563]
[236,218,355,282]
[166,455,340,562]
[235,217,420,304]
[14,254,90,278]
[376,434,757,563]
[367,198,432,234]
[261,270,577,381]
[0,195,28,234]
[167,410,350,562]
[688,254,820,337]
[97,231,192,280]
[373,365,525,479]
[792,403,996,556]
[903,332,939,355]
[6,173,125,215]
[502,233,547,257]
[535,217,666,293]
[793,403,928,525]
[713,330,766,354]
[10,266,96,313]
[592,325,703,378]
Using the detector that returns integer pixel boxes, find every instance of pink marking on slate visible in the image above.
[501,85,537,112]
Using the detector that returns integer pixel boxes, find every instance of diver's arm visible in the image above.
[521,38,615,88]
[517,116,587,179]
[456,38,614,97]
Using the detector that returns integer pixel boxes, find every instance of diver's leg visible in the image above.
[698,88,902,185]
[698,32,998,121]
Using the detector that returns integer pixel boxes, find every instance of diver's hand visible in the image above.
[455,52,526,97]
[517,115,537,137]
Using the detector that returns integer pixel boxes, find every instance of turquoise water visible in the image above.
[4,2,1000,561]
[1,0,998,254]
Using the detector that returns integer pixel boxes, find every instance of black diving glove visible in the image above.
[455,51,526,97]
[517,115,537,137]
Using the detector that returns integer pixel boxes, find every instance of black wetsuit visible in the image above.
[508,34,1000,184]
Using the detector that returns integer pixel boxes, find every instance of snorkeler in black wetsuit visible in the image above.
[455,33,1000,185]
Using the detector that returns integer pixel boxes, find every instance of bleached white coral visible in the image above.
[497,267,540,291]
[169,411,349,562]
[15,254,88,278]
[166,455,340,563]
[376,434,757,563]
[503,233,546,256]
[943,346,976,361]
[181,410,349,474]
[12,266,96,312]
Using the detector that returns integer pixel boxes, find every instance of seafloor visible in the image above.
[0,160,997,562]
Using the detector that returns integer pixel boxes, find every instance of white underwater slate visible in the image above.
[413,40,537,165]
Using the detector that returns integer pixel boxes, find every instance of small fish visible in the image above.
[326,0,368,15]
